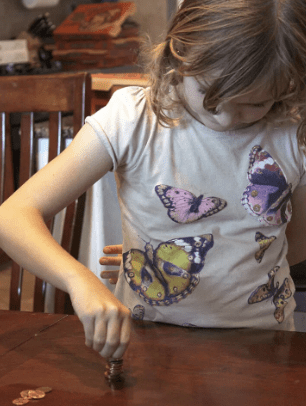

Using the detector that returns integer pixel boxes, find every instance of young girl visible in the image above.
[1,0,306,360]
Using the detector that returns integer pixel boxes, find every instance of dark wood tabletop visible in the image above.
[1,309,306,406]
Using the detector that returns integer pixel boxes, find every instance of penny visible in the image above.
[105,358,124,380]
[36,386,52,393]
[12,398,29,405]
[20,390,32,399]
[29,389,45,399]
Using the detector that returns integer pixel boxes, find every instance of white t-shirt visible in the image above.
[86,86,306,330]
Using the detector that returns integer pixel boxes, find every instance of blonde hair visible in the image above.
[144,0,306,151]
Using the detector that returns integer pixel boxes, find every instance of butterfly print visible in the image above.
[241,146,292,226]
[155,184,227,224]
[123,234,214,306]
[131,304,145,320]
[248,266,292,323]
[255,231,276,263]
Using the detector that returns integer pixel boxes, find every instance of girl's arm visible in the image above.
[0,123,131,359]
[286,185,306,266]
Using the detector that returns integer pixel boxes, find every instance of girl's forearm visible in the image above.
[0,203,98,293]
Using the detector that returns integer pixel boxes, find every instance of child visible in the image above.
[1,0,306,360]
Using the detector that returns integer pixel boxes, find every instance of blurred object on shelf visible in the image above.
[17,31,42,68]
[0,13,61,77]
[28,13,56,39]
[0,60,62,76]
[53,2,140,71]
[38,45,53,69]
[0,40,29,66]
[22,0,60,9]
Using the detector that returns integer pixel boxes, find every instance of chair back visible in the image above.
[0,72,91,313]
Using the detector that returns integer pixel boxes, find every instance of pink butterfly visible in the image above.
[155,184,227,224]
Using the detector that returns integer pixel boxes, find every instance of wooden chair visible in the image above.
[0,72,91,314]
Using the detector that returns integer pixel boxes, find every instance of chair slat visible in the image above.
[48,112,61,160]
[9,262,23,311]
[0,113,5,205]
[19,112,34,186]
[33,277,46,313]
[0,113,14,265]
[0,72,91,314]
[0,113,14,204]
[70,192,86,260]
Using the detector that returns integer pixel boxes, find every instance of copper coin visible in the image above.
[20,390,32,399]
[12,398,29,405]
[29,389,45,399]
[36,386,52,393]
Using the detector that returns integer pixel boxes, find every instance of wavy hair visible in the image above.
[144,0,306,151]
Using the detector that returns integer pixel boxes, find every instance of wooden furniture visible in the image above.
[91,72,149,112]
[0,72,91,313]
[291,261,306,292]
[0,309,306,405]
[52,2,139,72]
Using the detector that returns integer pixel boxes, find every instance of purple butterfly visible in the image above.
[241,146,292,226]
[155,184,227,224]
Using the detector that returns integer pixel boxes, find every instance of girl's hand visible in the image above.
[99,244,123,284]
[68,273,130,359]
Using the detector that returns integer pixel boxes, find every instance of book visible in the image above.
[57,56,137,71]
[53,2,137,40]
[54,29,140,51]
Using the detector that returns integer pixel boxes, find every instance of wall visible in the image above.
[0,0,168,44]
[132,0,168,43]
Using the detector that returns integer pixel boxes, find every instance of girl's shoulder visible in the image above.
[105,85,151,118]
[265,118,299,137]
[85,86,160,172]
[90,85,156,134]
[257,119,299,153]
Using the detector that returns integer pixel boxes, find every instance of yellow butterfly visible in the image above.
[123,234,214,306]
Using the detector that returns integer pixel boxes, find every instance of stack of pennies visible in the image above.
[12,387,52,405]
[104,358,124,381]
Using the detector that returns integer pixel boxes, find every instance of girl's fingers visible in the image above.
[100,270,119,280]
[99,256,122,266]
[103,244,123,255]
[99,308,131,359]
[82,317,95,348]
[92,316,107,353]
[111,315,131,359]
[99,324,121,358]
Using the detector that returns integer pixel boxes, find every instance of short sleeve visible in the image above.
[85,86,155,172]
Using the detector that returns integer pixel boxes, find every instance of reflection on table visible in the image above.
[1,309,306,406]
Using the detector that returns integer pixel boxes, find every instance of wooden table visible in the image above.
[1,310,306,406]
